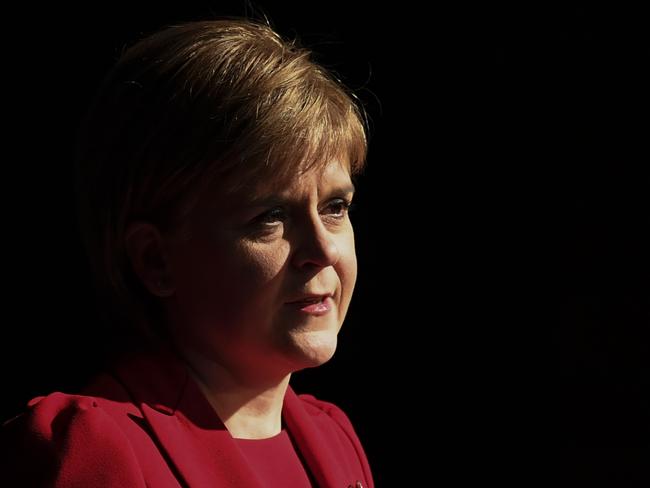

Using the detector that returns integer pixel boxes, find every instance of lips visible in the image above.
[286,293,333,305]
[286,296,333,315]
[291,296,325,305]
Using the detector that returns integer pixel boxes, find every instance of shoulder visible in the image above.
[5,388,138,440]
[2,386,146,487]
[5,372,141,442]
[6,391,108,438]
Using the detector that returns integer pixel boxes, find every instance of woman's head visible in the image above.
[75,19,367,367]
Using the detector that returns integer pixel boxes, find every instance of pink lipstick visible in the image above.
[286,296,333,316]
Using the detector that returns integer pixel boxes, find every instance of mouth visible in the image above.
[285,295,333,315]
[290,296,325,305]
[286,292,333,304]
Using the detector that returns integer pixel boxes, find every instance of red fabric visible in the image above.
[234,430,312,487]
[2,346,373,488]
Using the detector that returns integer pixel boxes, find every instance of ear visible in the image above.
[124,221,176,297]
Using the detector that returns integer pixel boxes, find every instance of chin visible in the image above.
[285,330,339,370]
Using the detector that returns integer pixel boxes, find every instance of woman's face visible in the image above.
[162,160,357,379]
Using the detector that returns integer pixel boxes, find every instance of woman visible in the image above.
[2,18,373,487]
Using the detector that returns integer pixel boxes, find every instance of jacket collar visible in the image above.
[110,345,349,488]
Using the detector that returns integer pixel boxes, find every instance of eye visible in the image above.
[254,207,287,226]
[322,198,354,219]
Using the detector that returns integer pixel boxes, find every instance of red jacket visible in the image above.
[2,347,374,487]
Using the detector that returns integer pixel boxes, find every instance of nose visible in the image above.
[291,215,340,270]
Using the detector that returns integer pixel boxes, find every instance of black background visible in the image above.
[3,2,648,485]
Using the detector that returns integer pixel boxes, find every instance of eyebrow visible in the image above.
[329,183,356,196]
[245,184,356,208]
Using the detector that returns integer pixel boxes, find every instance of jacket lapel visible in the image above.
[140,384,264,488]
[112,346,264,488]
[283,388,351,487]
[111,346,351,488]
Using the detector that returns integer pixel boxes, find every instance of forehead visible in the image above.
[256,160,352,196]
[215,160,354,207]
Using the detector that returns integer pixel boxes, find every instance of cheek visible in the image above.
[337,233,358,302]
[211,241,290,323]
[344,244,358,285]
[234,240,289,288]
[171,237,288,319]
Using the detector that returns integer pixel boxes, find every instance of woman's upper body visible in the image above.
[2,345,373,487]
[3,17,372,487]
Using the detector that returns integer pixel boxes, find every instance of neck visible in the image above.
[176,345,291,440]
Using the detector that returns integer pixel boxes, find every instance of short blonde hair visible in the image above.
[74,19,368,350]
